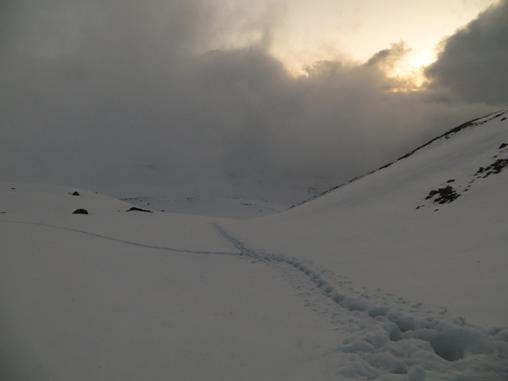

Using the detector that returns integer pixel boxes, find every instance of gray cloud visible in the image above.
[0,0,502,198]
[426,0,508,105]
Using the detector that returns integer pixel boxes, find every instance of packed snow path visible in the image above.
[1,214,507,380]
[0,220,236,257]
[214,224,508,380]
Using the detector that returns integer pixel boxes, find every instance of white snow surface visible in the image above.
[1,111,508,380]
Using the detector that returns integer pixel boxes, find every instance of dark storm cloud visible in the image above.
[426,0,508,105]
[0,0,500,196]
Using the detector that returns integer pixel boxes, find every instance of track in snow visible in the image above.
[214,224,508,381]
[0,220,237,257]
[3,217,506,380]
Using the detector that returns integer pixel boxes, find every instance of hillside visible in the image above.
[226,110,508,326]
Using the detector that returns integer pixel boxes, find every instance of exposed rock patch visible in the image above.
[425,186,460,204]
[418,140,508,211]
[126,207,153,213]
[475,158,508,178]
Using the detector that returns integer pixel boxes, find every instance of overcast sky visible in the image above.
[0,0,506,196]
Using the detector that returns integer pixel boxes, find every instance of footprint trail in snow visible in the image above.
[215,223,508,381]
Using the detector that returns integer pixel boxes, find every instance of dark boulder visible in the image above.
[126,207,152,213]
[73,209,89,215]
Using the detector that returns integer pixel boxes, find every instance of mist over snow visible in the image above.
[0,0,506,197]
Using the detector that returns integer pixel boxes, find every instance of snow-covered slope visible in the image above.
[0,184,339,381]
[227,111,508,327]
[221,111,508,379]
[1,111,507,380]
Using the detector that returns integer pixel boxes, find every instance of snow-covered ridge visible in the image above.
[291,110,508,209]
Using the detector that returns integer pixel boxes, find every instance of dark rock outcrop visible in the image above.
[126,207,152,213]
[425,186,460,204]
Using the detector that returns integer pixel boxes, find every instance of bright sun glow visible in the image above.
[274,47,438,91]
[246,0,497,91]
[386,49,438,91]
